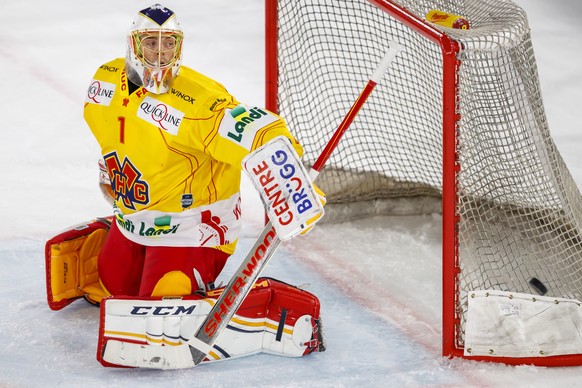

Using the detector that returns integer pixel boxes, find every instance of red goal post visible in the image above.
[265,0,582,366]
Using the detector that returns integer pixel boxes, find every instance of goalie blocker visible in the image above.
[243,136,325,240]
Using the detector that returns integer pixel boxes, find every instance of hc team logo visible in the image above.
[103,151,150,210]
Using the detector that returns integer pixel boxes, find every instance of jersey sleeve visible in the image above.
[190,95,304,168]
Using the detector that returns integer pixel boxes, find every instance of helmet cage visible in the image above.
[127,27,183,94]
[130,29,183,70]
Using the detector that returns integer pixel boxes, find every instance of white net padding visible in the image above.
[273,0,582,353]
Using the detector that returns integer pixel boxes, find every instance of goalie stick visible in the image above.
[102,42,403,369]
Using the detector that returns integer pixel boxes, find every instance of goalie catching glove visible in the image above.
[243,136,326,240]
[45,217,113,310]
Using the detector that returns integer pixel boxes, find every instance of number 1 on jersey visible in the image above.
[117,116,125,143]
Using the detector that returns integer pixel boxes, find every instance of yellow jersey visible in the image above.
[84,58,302,254]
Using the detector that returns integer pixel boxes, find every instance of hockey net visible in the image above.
[266,0,582,365]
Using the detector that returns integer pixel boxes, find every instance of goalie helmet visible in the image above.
[126,4,184,94]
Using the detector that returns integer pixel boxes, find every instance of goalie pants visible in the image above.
[99,221,230,297]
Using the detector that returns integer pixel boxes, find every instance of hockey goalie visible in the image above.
[45,4,326,369]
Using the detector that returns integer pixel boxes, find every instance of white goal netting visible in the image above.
[272,0,582,352]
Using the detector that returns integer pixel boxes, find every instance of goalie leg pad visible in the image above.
[97,278,324,368]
